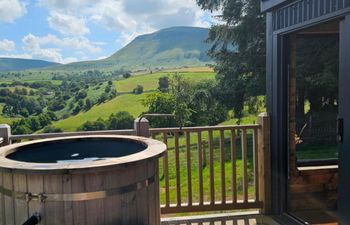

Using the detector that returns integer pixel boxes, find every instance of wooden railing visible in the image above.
[150,124,265,214]
[0,113,271,215]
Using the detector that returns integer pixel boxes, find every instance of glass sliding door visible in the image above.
[287,20,340,224]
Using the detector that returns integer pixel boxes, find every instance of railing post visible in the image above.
[258,112,271,214]
[134,118,150,137]
[0,124,11,147]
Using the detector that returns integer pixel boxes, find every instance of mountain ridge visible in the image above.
[52,26,213,71]
[0,27,213,72]
[0,58,60,72]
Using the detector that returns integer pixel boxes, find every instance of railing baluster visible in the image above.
[174,132,181,207]
[208,130,215,205]
[186,131,192,206]
[197,131,204,205]
[241,128,248,203]
[151,132,157,139]
[162,132,170,208]
[219,129,226,204]
[253,127,260,202]
[230,129,237,204]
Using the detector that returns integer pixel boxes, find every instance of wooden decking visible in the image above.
[161,212,280,225]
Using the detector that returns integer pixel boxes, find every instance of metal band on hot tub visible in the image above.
[0,175,155,202]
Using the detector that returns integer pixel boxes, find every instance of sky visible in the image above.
[0,0,215,64]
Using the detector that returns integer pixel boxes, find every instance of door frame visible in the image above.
[267,12,350,224]
[338,14,350,224]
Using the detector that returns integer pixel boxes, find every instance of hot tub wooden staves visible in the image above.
[0,135,166,225]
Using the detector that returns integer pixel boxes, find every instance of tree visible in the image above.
[72,105,81,115]
[105,85,111,93]
[108,111,134,129]
[85,98,93,110]
[133,85,144,94]
[75,90,87,100]
[78,118,106,131]
[142,92,177,128]
[43,126,63,133]
[123,72,131,79]
[170,74,193,127]
[98,93,109,103]
[189,80,228,126]
[158,76,169,92]
[196,0,266,118]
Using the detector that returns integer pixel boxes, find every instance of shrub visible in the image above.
[133,85,144,94]
[123,72,131,79]
[43,126,63,133]
[108,111,134,129]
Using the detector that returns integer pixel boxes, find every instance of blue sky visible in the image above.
[0,0,215,64]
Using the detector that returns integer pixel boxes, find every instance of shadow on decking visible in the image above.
[161,212,280,225]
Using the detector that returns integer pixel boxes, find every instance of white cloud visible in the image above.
[0,0,26,23]
[97,55,108,60]
[0,39,16,51]
[21,33,102,63]
[62,57,78,64]
[22,33,101,54]
[38,0,214,46]
[90,0,137,31]
[0,53,32,59]
[38,0,96,12]
[48,12,89,36]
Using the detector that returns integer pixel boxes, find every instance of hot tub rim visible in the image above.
[0,135,166,173]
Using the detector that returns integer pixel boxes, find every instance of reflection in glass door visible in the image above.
[287,21,340,225]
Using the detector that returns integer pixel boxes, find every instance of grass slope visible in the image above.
[53,71,216,131]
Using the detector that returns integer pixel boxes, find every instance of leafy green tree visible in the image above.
[142,92,177,128]
[43,126,63,133]
[105,85,111,93]
[133,85,144,94]
[72,105,81,115]
[196,0,266,118]
[158,76,169,92]
[75,90,87,100]
[123,72,131,79]
[170,74,193,127]
[98,93,109,104]
[108,111,135,129]
[189,80,228,126]
[78,118,106,131]
[85,98,93,110]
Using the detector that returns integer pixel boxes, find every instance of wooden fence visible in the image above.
[0,113,271,215]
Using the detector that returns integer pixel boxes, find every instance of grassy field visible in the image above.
[52,94,147,131]
[53,71,216,131]
[115,71,215,93]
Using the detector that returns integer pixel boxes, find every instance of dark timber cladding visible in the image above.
[262,0,350,219]
[263,0,350,32]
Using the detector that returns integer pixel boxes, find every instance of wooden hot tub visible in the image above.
[0,135,166,225]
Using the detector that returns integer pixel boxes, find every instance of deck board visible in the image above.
[161,212,280,225]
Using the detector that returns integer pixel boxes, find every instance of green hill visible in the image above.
[52,71,216,131]
[0,58,59,71]
[52,27,213,71]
